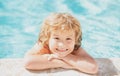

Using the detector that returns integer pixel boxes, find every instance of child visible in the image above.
[24,13,98,74]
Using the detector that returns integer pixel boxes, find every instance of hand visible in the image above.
[48,54,62,61]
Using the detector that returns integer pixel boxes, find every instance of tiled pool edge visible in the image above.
[0,58,120,76]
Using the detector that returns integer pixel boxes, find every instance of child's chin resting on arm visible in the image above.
[24,13,98,74]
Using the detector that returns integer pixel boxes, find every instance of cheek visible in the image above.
[67,42,75,50]
[49,39,56,49]
[71,41,75,49]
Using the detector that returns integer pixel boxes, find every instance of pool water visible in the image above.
[0,0,120,58]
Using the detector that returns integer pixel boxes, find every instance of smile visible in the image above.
[56,48,68,52]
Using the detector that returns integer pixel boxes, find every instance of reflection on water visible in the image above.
[0,0,120,58]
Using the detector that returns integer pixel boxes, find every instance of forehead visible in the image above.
[51,30,75,36]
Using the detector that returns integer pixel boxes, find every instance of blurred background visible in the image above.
[0,0,120,58]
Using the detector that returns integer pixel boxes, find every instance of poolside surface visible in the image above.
[0,58,120,76]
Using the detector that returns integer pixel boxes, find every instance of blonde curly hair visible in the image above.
[38,13,82,50]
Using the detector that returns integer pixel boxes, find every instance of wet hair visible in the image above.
[38,13,82,50]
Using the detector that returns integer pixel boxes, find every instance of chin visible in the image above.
[58,52,70,57]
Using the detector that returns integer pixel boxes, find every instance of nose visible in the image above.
[58,42,65,48]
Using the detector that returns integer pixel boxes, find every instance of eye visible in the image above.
[54,37,59,40]
[66,38,72,40]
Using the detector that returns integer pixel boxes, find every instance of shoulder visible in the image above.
[73,47,93,58]
[25,43,42,56]
[25,43,50,56]
[72,47,84,55]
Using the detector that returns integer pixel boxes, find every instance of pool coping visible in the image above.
[0,58,120,76]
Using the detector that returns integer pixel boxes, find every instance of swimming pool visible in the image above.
[0,0,120,58]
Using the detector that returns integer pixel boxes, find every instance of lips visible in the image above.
[56,48,68,52]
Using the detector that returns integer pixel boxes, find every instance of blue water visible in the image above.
[0,0,120,58]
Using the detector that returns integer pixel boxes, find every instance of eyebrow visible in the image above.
[53,34,74,37]
[53,34,59,36]
[67,35,74,37]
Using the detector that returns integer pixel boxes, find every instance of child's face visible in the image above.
[48,30,75,57]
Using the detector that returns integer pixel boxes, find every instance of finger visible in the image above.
[53,54,59,58]
[48,55,54,61]
[48,56,51,61]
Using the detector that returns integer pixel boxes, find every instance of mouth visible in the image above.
[56,48,68,52]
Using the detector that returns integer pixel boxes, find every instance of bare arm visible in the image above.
[24,43,74,70]
[24,54,74,70]
[62,47,98,74]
